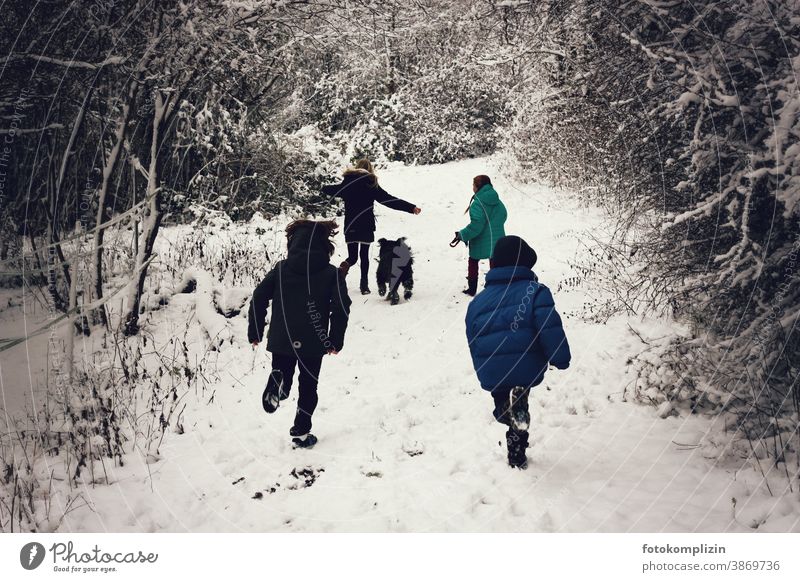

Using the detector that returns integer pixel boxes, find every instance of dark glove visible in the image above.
[449,232,462,247]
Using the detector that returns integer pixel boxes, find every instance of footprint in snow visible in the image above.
[288,466,324,489]
[402,441,424,457]
[360,463,383,478]
[251,466,324,498]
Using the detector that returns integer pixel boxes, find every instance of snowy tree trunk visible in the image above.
[92,81,137,328]
[64,222,80,384]
[131,162,138,260]
[123,91,166,336]
[47,87,92,312]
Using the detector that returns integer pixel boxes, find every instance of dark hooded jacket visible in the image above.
[321,169,416,242]
[247,223,352,356]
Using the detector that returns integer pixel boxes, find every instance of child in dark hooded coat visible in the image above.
[321,158,421,294]
[248,220,352,448]
[465,235,571,468]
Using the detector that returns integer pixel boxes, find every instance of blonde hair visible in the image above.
[344,158,378,187]
[354,158,374,173]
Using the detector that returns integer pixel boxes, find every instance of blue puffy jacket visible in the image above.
[465,266,571,391]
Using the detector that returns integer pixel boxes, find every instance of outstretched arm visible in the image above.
[373,186,417,213]
[531,286,571,369]
[458,201,488,242]
[247,268,277,344]
[321,181,346,198]
[328,269,352,352]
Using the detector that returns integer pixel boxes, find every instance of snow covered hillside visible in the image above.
[3,158,797,532]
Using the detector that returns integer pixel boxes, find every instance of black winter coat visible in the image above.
[247,224,352,357]
[321,169,416,242]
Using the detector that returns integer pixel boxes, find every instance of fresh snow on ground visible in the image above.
[2,158,798,532]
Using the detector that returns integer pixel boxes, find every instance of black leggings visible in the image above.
[271,352,323,434]
[346,241,371,284]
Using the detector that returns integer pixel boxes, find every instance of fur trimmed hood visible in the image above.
[342,167,377,187]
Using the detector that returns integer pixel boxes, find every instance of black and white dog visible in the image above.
[376,237,414,305]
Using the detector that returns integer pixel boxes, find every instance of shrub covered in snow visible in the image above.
[498,0,800,468]
[295,2,510,165]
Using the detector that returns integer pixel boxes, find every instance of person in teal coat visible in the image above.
[451,175,508,295]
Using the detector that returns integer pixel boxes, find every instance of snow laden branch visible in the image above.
[0,54,126,69]
[497,0,800,471]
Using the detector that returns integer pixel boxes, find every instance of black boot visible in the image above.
[462,277,478,296]
[261,370,284,413]
[360,277,371,295]
[509,386,530,431]
[291,434,318,449]
[290,426,318,449]
[506,428,529,469]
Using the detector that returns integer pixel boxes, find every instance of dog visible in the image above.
[376,237,414,305]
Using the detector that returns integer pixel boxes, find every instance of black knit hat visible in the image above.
[491,235,537,269]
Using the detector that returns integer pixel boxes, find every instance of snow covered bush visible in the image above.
[497,0,800,475]
[0,322,213,532]
[395,68,508,164]
[296,1,510,165]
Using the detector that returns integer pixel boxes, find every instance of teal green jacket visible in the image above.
[458,184,508,259]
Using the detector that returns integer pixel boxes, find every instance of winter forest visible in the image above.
[0,0,798,532]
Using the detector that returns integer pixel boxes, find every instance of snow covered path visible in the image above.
[64,159,796,532]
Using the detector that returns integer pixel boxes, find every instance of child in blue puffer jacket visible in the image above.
[465,235,571,468]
